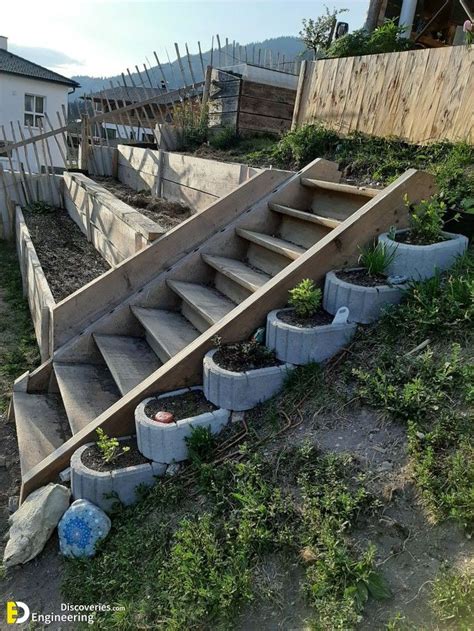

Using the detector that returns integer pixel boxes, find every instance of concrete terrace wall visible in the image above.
[0,171,62,239]
[15,207,55,361]
[115,145,262,211]
[63,172,164,266]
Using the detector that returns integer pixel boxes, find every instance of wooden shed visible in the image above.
[206,64,298,137]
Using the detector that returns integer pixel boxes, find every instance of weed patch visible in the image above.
[0,240,39,411]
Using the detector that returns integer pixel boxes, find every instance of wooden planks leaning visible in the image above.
[293,46,474,144]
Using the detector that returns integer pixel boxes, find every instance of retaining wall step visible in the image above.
[94,334,162,396]
[202,254,271,292]
[54,363,121,434]
[300,178,380,198]
[167,280,236,327]
[236,228,305,260]
[13,393,70,477]
[131,307,200,362]
[268,203,342,229]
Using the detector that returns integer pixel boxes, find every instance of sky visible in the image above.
[3,0,368,78]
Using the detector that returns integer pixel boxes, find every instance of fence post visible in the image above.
[79,114,90,171]
[291,60,307,131]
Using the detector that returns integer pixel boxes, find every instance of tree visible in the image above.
[363,0,383,33]
[299,6,348,58]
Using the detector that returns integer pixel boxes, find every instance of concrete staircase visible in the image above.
[11,159,435,500]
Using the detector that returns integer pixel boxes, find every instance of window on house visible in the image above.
[24,94,45,128]
[105,127,117,140]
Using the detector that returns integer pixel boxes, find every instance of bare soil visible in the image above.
[23,208,110,301]
[214,342,280,372]
[276,307,333,328]
[392,230,449,246]
[94,177,192,232]
[81,437,149,473]
[145,390,217,421]
[337,268,389,288]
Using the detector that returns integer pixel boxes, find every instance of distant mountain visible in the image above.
[70,36,308,101]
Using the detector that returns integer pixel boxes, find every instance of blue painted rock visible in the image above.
[58,499,111,558]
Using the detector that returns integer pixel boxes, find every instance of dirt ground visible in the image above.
[94,177,192,232]
[24,208,110,302]
[237,404,473,630]
[0,288,65,626]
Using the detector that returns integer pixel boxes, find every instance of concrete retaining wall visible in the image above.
[1,171,62,240]
[90,145,262,212]
[15,206,55,361]
[63,172,164,266]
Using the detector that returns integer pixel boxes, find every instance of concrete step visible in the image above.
[131,307,200,362]
[236,228,305,260]
[94,334,162,396]
[268,203,342,229]
[167,280,236,333]
[202,254,271,292]
[54,363,121,434]
[13,392,70,477]
[300,178,380,198]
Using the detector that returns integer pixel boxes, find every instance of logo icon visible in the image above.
[6,602,30,624]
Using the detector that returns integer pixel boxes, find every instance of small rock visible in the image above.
[3,484,70,567]
[154,411,174,424]
[415,431,425,440]
[59,467,71,483]
[165,463,181,477]
[58,499,111,558]
[377,461,393,472]
[7,496,19,514]
[231,411,245,424]
[0,455,7,468]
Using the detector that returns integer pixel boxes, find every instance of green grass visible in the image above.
[430,567,474,630]
[0,240,39,412]
[234,124,474,209]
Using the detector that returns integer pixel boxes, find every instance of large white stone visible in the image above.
[3,483,70,567]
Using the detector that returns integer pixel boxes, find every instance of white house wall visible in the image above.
[0,75,71,170]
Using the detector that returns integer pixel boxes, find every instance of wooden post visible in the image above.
[80,114,89,170]
[291,60,307,131]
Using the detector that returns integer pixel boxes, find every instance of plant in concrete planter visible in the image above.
[266,278,357,365]
[135,386,230,464]
[379,196,469,280]
[323,241,407,324]
[71,432,164,512]
[203,337,293,411]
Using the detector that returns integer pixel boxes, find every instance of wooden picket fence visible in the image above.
[292,45,473,144]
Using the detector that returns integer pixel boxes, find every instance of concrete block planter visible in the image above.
[266,307,357,365]
[378,230,468,280]
[135,386,230,464]
[203,349,293,411]
[71,439,166,512]
[323,269,407,324]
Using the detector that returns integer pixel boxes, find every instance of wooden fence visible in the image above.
[292,45,474,144]
[208,68,297,136]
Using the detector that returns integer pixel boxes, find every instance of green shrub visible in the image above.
[288,278,322,317]
[272,123,339,169]
[328,20,413,58]
[96,428,130,464]
[209,126,239,150]
[185,425,216,466]
[406,196,447,244]
[358,241,396,276]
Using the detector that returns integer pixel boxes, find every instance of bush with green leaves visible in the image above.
[405,195,447,244]
[271,123,339,169]
[96,428,130,464]
[358,241,396,276]
[288,278,322,317]
[328,20,413,58]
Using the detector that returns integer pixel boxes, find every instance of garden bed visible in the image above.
[94,176,192,232]
[22,206,110,302]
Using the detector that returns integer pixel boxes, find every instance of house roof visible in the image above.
[0,49,80,88]
[86,86,166,103]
